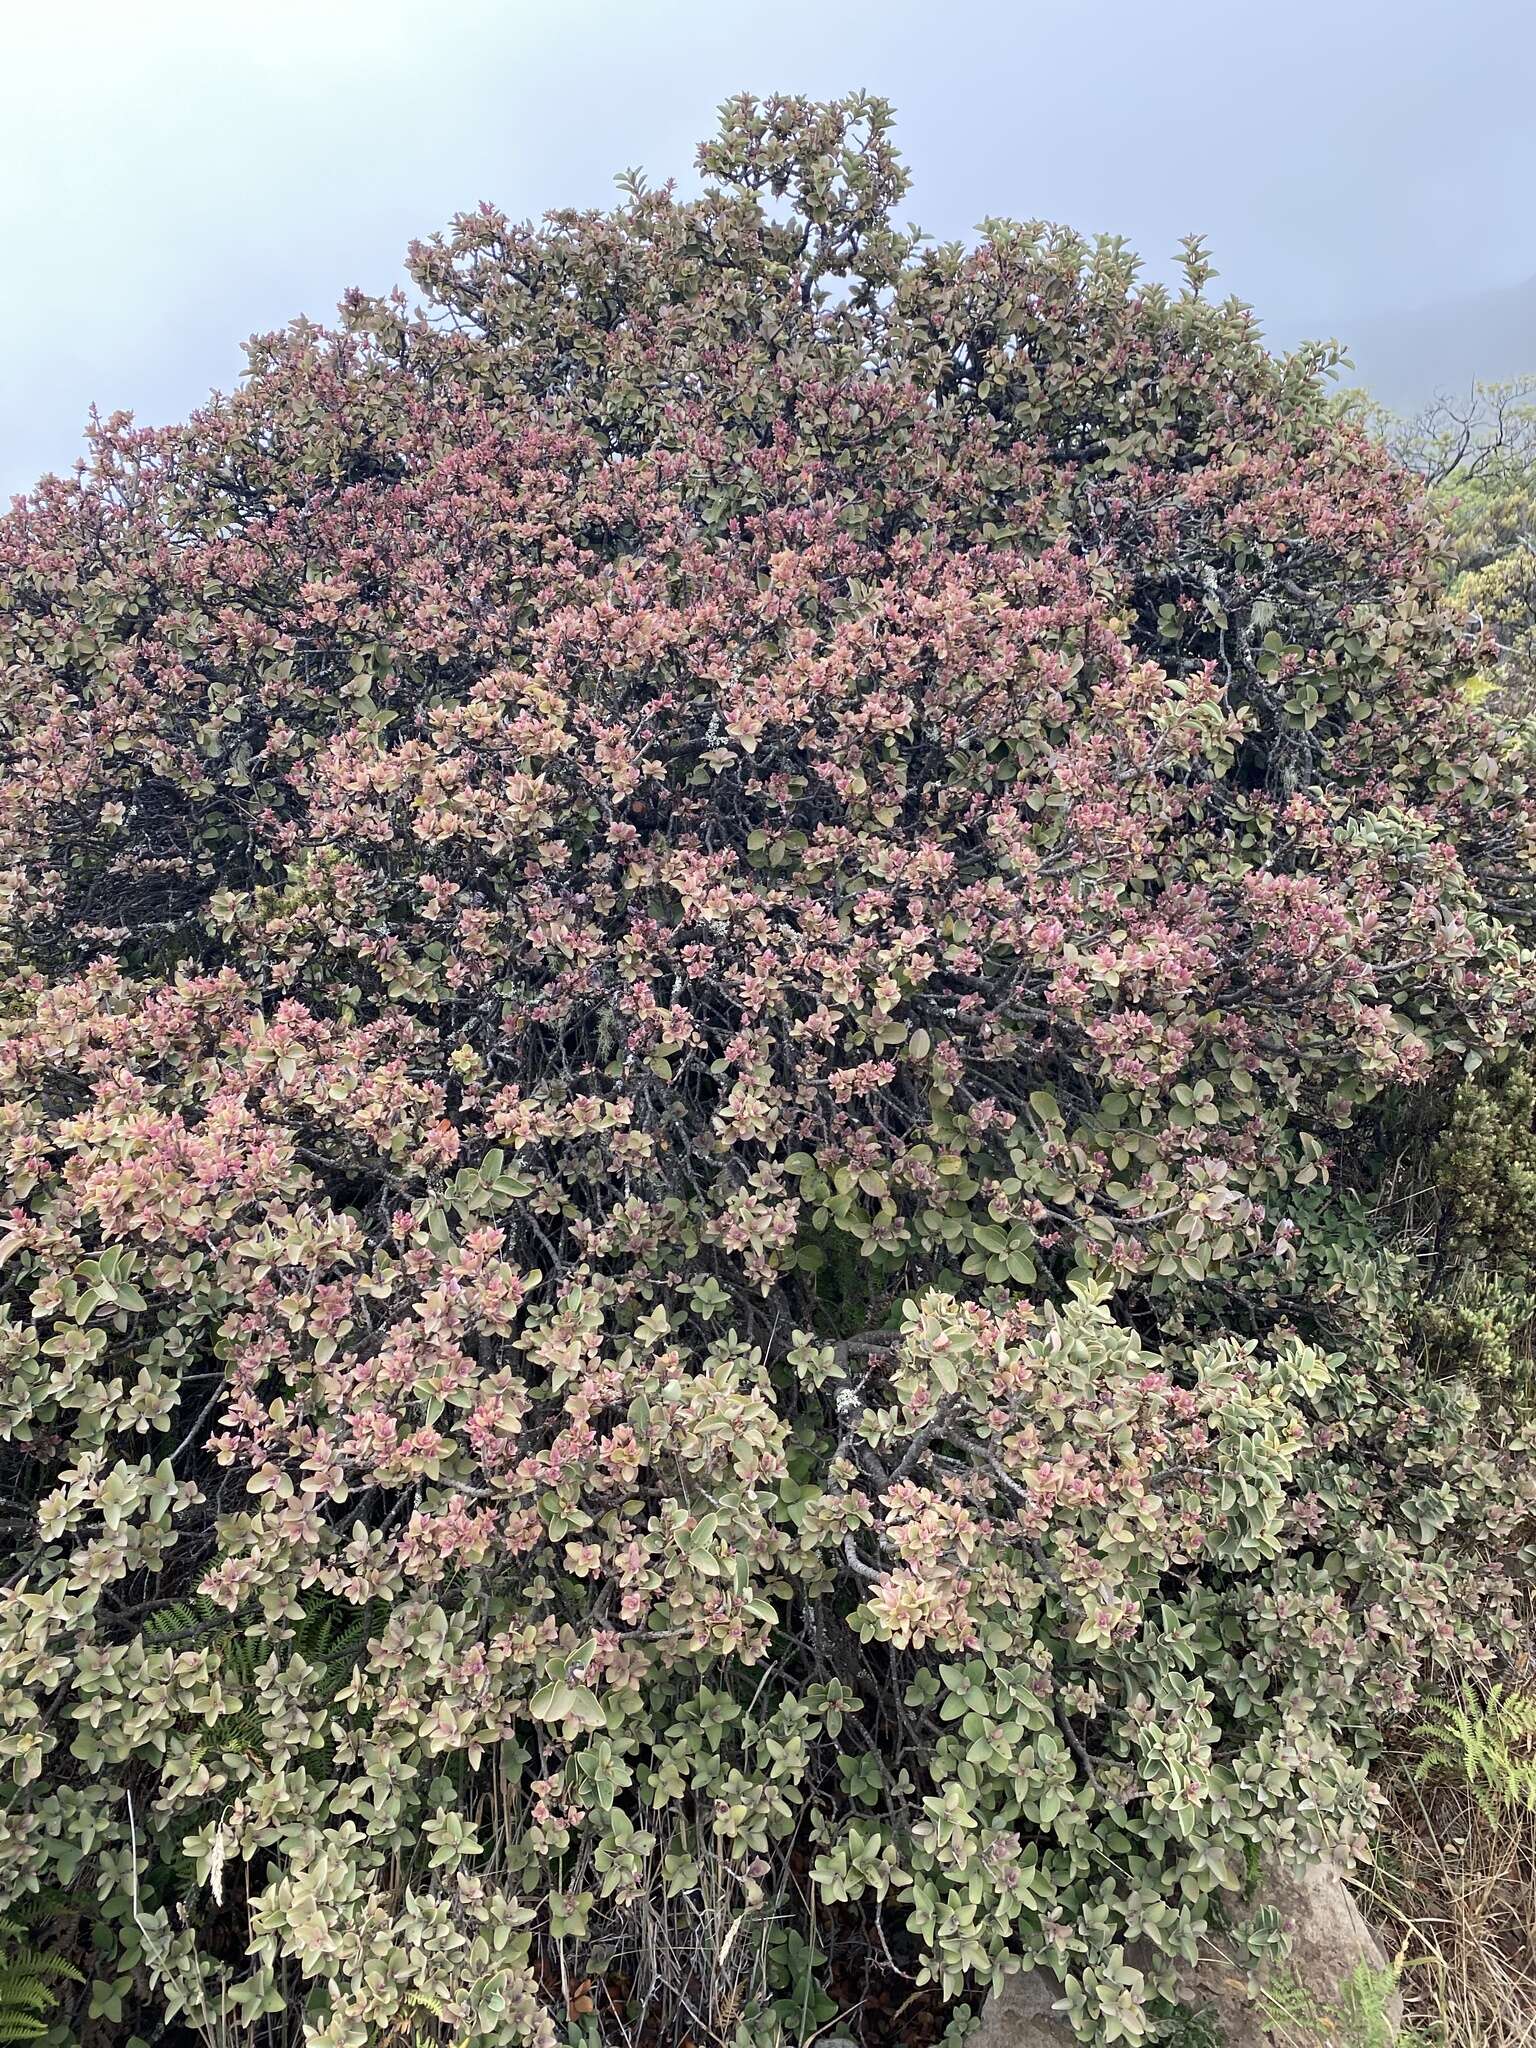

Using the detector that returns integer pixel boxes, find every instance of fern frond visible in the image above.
[0,1916,83,2043]
[139,1595,226,1646]
[403,1984,454,2021]
[1412,1681,1536,1820]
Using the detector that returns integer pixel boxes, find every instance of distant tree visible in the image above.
[1389,379,1536,694]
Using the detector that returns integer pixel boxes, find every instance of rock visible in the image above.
[1184,1852,1403,2047]
[972,1854,1402,2047]
[968,1969,1079,2048]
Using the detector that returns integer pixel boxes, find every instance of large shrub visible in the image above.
[2,93,1535,2048]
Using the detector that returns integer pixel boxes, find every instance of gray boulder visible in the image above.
[971,1853,1401,2046]
[969,1970,1078,2048]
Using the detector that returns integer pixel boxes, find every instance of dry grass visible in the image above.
[1362,1735,1536,2045]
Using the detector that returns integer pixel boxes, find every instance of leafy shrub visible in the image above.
[2,92,1535,2048]
[1430,1053,1536,1282]
[1414,1278,1536,1409]
[1386,1051,1536,1408]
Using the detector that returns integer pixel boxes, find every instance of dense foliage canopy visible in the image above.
[2,94,1535,2048]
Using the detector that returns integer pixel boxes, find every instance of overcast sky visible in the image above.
[4,0,1534,501]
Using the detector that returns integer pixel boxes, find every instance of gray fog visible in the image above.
[4,0,1534,500]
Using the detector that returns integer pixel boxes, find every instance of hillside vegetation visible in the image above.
[1,93,1535,2048]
